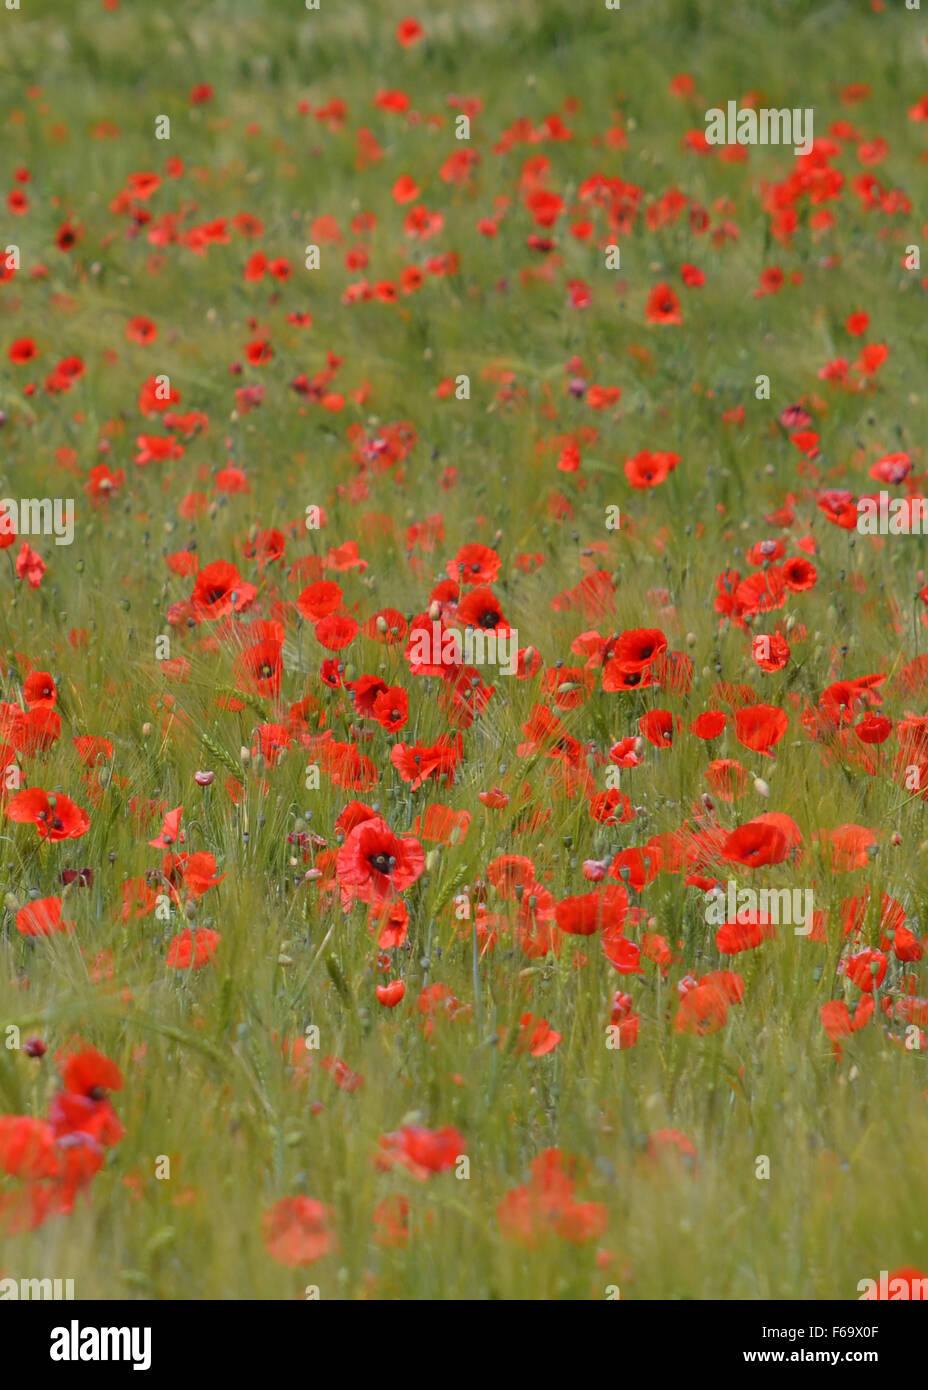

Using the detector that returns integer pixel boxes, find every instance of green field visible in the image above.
[0,0,927,1301]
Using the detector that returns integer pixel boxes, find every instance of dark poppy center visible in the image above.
[480,610,498,629]
[204,586,227,605]
[369,852,393,875]
[88,1086,106,1102]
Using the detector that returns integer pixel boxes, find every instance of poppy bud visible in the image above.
[753,778,770,797]
[428,600,441,621]
[142,722,153,737]
[195,770,214,786]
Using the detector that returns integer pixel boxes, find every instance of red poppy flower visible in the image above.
[190,560,257,621]
[588,788,636,824]
[816,823,878,871]
[678,970,745,1034]
[690,710,727,739]
[645,282,682,324]
[234,637,282,698]
[723,820,790,868]
[456,585,510,632]
[61,1047,123,1100]
[16,897,74,937]
[820,994,874,1042]
[149,804,183,849]
[368,898,409,948]
[734,704,789,756]
[843,948,887,992]
[624,450,680,489]
[178,851,225,898]
[376,980,406,1008]
[372,1194,411,1247]
[126,316,157,344]
[335,816,425,904]
[609,846,662,890]
[9,337,38,364]
[614,627,668,672]
[6,788,90,841]
[781,556,817,592]
[608,736,641,765]
[165,927,222,969]
[396,17,424,46]
[515,1013,562,1057]
[447,543,501,586]
[390,736,461,789]
[646,1129,699,1167]
[715,914,777,954]
[602,934,644,975]
[314,614,358,651]
[0,1116,60,1180]
[639,710,681,748]
[371,686,408,731]
[412,802,470,845]
[348,674,388,716]
[321,1056,364,1092]
[376,1125,465,1180]
[486,854,536,898]
[55,221,82,252]
[555,885,629,936]
[363,608,407,643]
[23,670,57,708]
[262,1196,337,1265]
[16,543,45,588]
[498,1149,606,1247]
[705,758,750,801]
